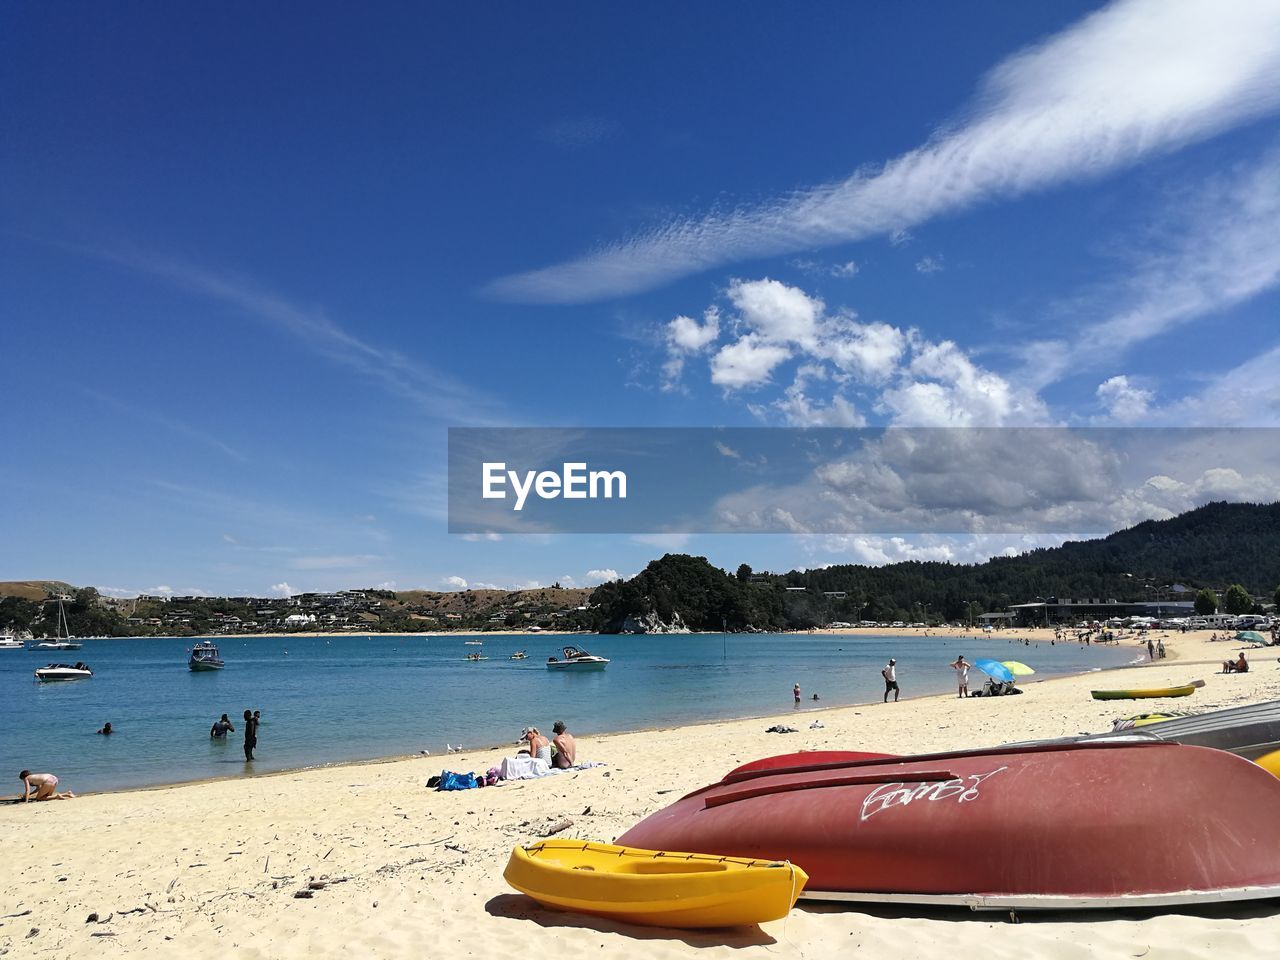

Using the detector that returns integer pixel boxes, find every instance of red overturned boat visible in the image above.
[616,740,1280,910]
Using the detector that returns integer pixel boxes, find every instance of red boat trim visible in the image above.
[714,738,1176,791]
[704,769,958,810]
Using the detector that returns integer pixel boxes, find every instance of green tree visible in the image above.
[736,564,753,582]
[1223,583,1253,615]
[1194,589,1218,615]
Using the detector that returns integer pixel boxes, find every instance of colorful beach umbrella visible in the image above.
[1001,661,1036,676]
[1237,631,1269,645]
[973,658,1015,683]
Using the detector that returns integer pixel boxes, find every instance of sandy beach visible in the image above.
[3,629,1278,959]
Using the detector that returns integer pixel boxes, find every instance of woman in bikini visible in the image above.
[19,770,75,801]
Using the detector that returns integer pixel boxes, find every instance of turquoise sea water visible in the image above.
[1,632,1137,793]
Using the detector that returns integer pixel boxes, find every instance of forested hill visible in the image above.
[589,501,1280,632]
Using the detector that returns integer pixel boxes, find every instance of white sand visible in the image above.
[3,630,1278,959]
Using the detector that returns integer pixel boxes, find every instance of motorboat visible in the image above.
[32,639,84,650]
[616,740,1280,910]
[465,652,489,661]
[464,639,484,645]
[510,650,528,660]
[188,641,225,671]
[35,662,93,682]
[0,629,27,650]
[546,645,609,671]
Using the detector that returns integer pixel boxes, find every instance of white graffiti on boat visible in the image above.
[859,766,1009,822]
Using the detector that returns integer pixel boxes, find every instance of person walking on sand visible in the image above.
[1157,637,1166,659]
[950,655,970,698]
[1147,637,1155,660]
[882,659,900,703]
[18,770,75,801]
[793,682,801,704]
[242,709,259,761]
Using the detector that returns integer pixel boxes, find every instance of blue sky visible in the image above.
[3,0,1280,598]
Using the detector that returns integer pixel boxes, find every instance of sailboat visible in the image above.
[32,596,82,650]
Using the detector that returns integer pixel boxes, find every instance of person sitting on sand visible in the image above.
[551,721,577,769]
[18,770,75,801]
[96,722,112,735]
[518,726,551,762]
[1236,653,1249,674]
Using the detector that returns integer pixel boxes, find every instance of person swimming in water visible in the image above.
[96,722,113,735]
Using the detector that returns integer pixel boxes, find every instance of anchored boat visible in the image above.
[188,641,225,671]
[616,740,1280,910]
[504,840,808,928]
[35,662,93,682]
[546,645,609,671]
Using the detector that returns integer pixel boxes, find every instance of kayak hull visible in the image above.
[616,741,1280,908]
[1091,685,1196,700]
[504,840,807,928]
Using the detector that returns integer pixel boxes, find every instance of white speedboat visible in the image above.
[35,662,93,681]
[546,645,610,671]
[33,639,84,650]
[510,650,528,660]
[0,629,27,650]
[464,639,484,645]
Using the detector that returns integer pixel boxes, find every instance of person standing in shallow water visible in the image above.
[793,683,801,704]
[243,709,259,761]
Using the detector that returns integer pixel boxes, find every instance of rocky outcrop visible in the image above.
[618,608,691,634]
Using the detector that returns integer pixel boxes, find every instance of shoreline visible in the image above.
[10,628,1176,800]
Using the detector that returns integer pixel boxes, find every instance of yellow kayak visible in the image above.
[1091,684,1198,700]
[503,839,808,928]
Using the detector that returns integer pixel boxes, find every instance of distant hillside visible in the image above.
[590,501,1280,632]
[0,580,75,601]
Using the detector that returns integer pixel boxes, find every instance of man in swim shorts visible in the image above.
[882,659,899,702]
[950,655,970,698]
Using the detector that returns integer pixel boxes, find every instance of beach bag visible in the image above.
[438,770,479,791]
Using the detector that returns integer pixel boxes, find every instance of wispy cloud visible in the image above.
[487,0,1280,303]
[81,388,247,461]
[1018,148,1280,388]
[74,246,502,423]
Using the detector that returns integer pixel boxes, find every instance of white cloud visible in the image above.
[441,575,468,590]
[585,568,620,584]
[832,260,860,278]
[729,278,823,347]
[459,532,504,542]
[819,320,906,384]
[710,335,791,388]
[270,582,294,598]
[662,307,722,388]
[488,0,1280,303]
[1096,375,1154,422]
[914,255,944,274]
